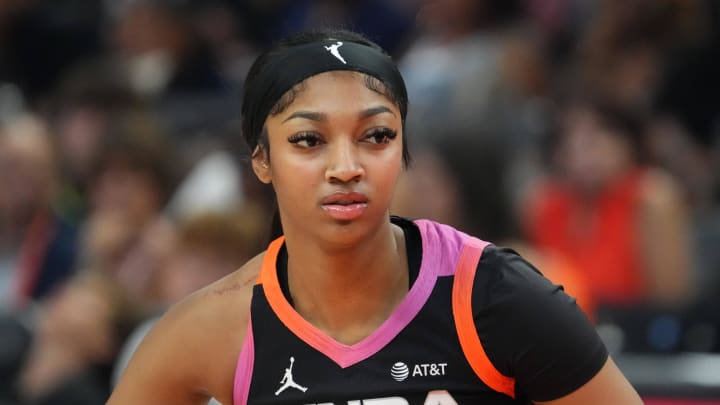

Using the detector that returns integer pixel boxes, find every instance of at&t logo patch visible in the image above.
[390,362,410,381]
[390,361,447,381]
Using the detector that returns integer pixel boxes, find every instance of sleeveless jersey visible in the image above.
[233,218,607,404]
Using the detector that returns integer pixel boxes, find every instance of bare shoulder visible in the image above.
[174,250,263,351]
[109,252,264,404]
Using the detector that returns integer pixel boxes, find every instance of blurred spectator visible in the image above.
[110,144,253,304]
[522,96,693,309]
[399,0,529,146]
[80,121,177,276]
[46,63,140,223]
[0,115,79,311]
[397,0,553,233]
[165,150,245,221]
[0,271,139,405]
[109,0,226,98]
[650,8,720,302]
[571,0,710,113]
[646,117,720,303]
[108,1,241,139]
[110,218,177,311]
[186,0,261,87]
[111,208,266,399]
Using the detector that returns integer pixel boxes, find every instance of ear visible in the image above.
[251,146,272,184]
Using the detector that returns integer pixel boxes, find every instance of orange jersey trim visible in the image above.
[452,240,516,398]
[257,233,442,368]
[258,237,343,361]
[258,236,300,329]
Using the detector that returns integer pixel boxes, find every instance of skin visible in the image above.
[108,72,642,404]
[256,71,409,343]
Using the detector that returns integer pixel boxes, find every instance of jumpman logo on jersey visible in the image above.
[324,41,347,64]
[275,356,308,396]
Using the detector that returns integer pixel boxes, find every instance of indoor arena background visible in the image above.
[0,0,718,404]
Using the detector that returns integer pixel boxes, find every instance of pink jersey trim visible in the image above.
[260,219,472,369]
[233,316,254,405]
[414,219,472,276]
[235,219,499,401]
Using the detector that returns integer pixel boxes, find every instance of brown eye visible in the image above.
[288,132,324,148]
[363,128,397,145]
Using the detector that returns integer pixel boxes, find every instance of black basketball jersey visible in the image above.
[233,218,607,404]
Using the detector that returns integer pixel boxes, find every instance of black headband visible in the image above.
[244,39,407,149]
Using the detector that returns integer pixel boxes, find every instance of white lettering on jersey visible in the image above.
[308,390,457,404]
[424,390,459,405]
[363,397,409,404]
[412,363,448,377]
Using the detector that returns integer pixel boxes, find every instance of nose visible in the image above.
[325,139,364,183]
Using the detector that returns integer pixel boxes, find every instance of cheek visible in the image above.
[370,150,404,197]
[269,151,323,199]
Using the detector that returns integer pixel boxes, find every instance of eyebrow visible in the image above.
[282,106,396,123]
[359,106,396,119]
[282,111,326,123]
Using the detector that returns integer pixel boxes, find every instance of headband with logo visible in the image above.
[243,39,407,149]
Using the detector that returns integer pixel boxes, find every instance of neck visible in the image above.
[283,221,408,345]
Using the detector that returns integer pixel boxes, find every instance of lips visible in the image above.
[321,191,368,221]
[321,191,368,205]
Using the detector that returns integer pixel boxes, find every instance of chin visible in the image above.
[322,214,389,247]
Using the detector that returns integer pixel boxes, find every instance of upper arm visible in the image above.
[108,268,257,405]
[472,247,633,401]
[108,304,214,405]
[535,357,642,405]
[109,256,261,405]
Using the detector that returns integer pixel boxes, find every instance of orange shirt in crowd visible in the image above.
[524,170,645,307]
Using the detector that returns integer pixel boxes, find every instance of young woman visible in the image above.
[108,29,643,405]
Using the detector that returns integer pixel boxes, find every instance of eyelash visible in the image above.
[287,128,398,148]
[363,128,397,144]
[288,132,323,147]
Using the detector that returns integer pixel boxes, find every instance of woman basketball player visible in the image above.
[108,29,642,404]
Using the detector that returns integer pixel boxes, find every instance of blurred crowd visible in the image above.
[0,0,718,403]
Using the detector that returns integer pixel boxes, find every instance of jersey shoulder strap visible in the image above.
[451,236,516,399]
